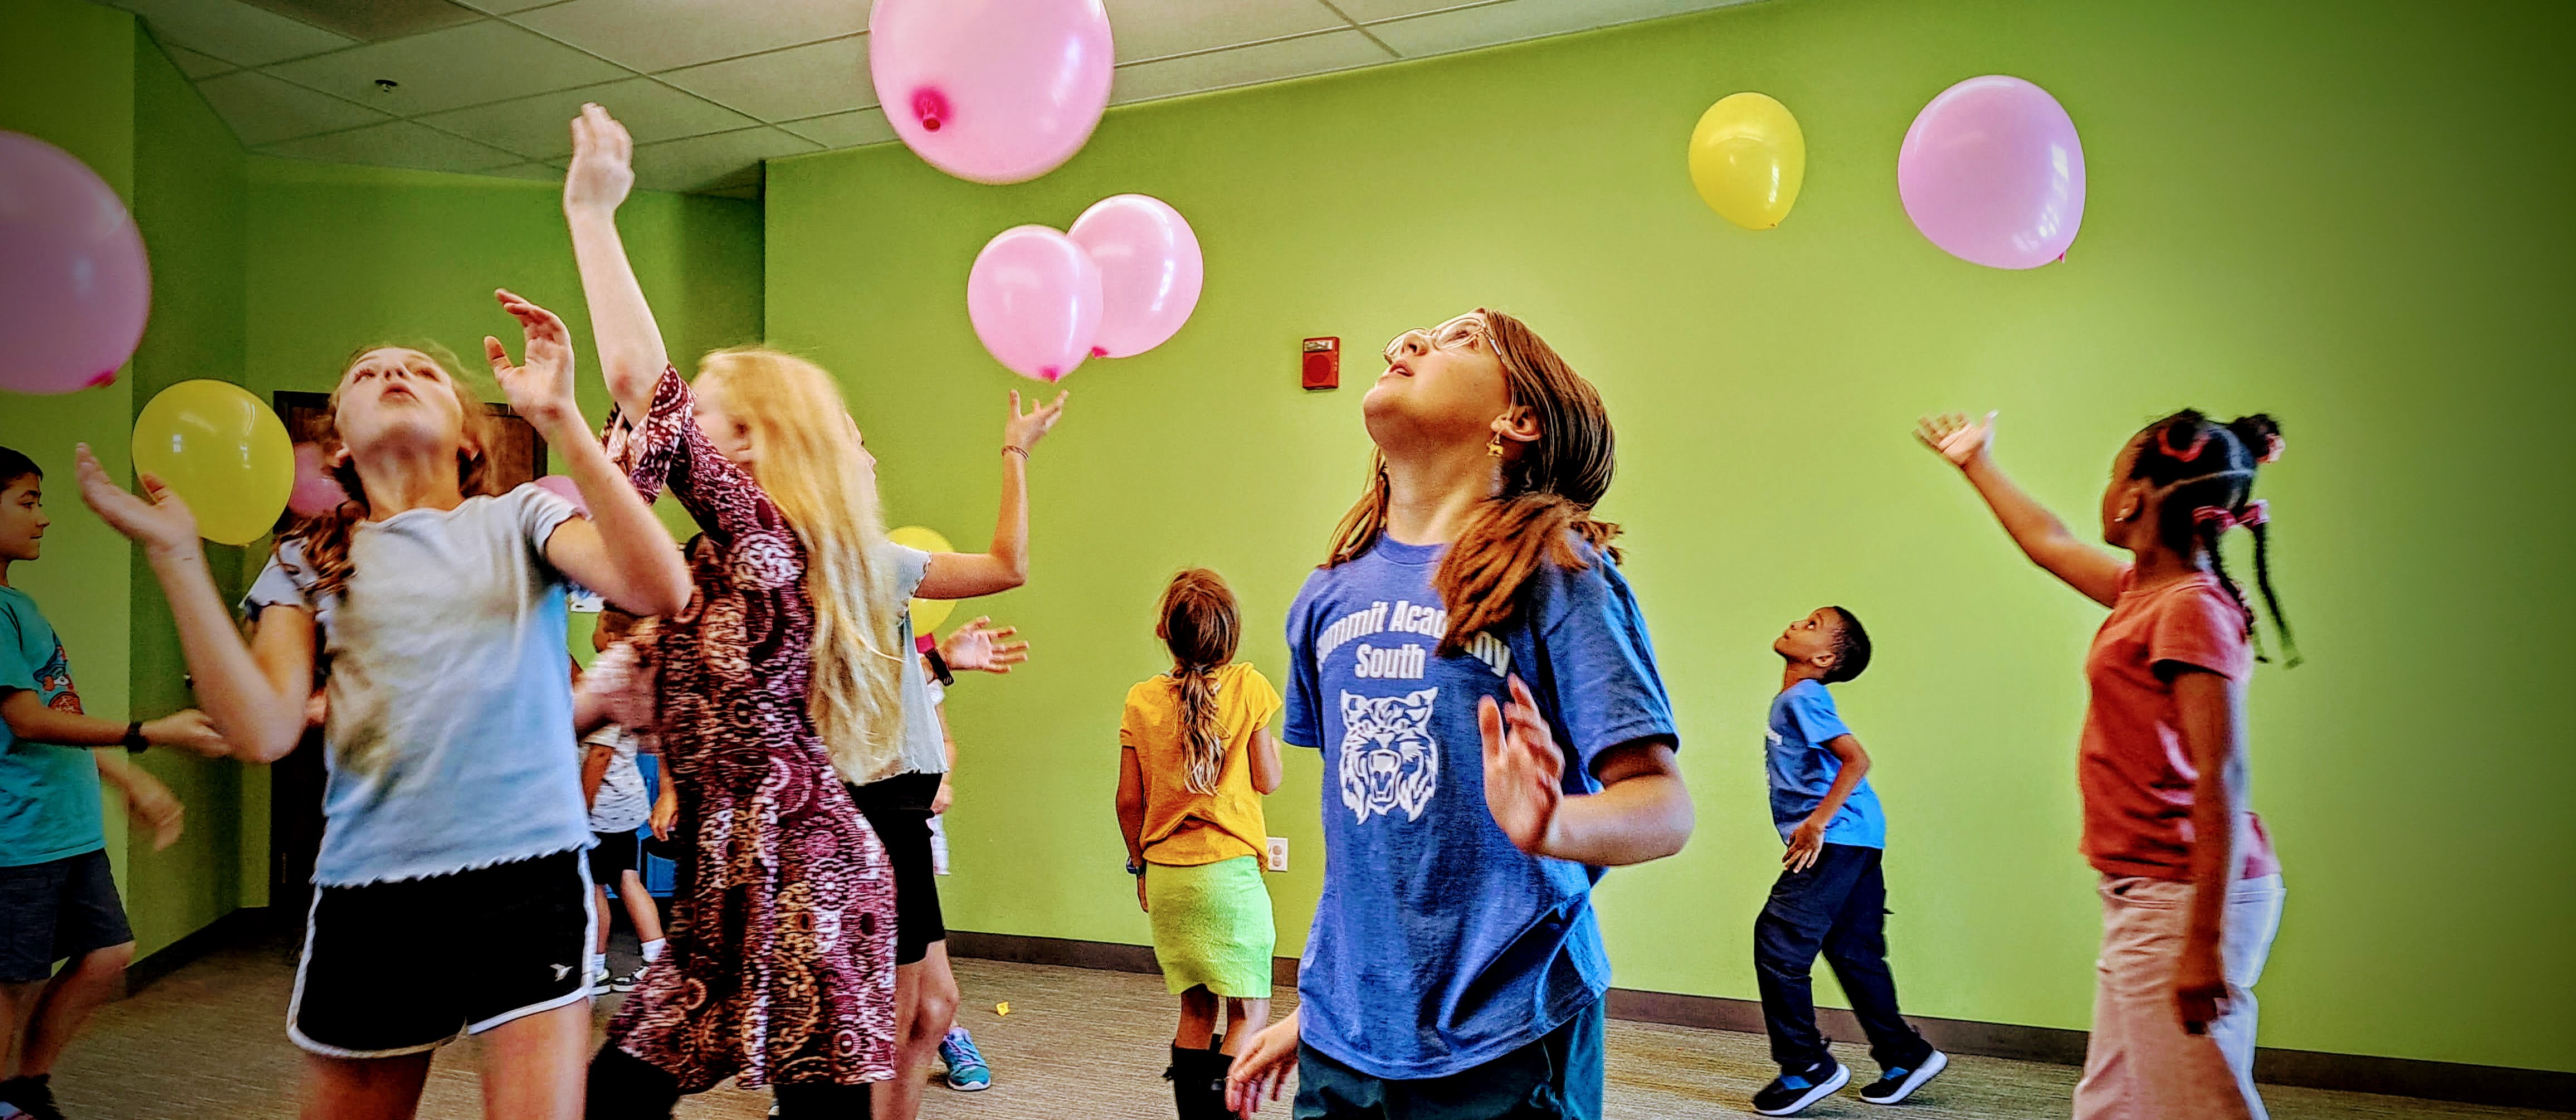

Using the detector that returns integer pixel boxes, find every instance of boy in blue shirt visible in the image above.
[1753,607,1944,1115]
[0,447,223,1120]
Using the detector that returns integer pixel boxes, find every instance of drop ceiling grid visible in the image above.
[105,0,1755,193]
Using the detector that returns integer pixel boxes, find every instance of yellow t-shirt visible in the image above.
[1121,662,1282,866]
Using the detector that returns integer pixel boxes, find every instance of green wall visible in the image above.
[764,0,2573,1071]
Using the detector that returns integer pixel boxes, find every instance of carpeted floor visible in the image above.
[40,931,2553,1119]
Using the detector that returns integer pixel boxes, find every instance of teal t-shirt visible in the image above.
[0,585,104,867]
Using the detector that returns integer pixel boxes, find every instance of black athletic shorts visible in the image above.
[847,773,944,966]
[587,830,638,883]
[290,850,594,1057]
[0,850,133,983]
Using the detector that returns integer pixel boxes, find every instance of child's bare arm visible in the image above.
[2172,668,2245,1033]
[1916,412,2124,606]
[1247,724,1285,796]
[1785,734,1871,872]
[1481,676,1693,866]
[915,392,1067,600]
[580,743,612,810]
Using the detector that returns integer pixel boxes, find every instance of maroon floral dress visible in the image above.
[601,368,897,1092]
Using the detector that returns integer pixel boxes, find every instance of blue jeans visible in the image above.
[1753,844,1932,1074]
[1294,1000,1604,1119]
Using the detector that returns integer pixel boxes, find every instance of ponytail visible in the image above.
[1157,568,1241,795]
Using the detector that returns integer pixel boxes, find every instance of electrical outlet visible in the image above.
[1266,836,1290,872]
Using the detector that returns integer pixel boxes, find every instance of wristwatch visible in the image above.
[1126,859,1146,877]
[122,721,148,754]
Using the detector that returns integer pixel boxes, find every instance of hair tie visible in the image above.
[2171,430,2213,462]
[2258,434,2284,464]
[2192,500,2268,534]
[2235,499,2268,528]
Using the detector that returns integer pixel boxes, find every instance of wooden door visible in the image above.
[264,391,545,913]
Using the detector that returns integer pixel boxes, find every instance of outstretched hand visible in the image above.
[940,617,1029,675]
[1002,389,1069,455]
[564,103,635,215]
[1479,675,1565,856]
[1226,1011,1301,1116]
[1914,411,1997,470]
[486,289,578,430]
[73,444,199,557]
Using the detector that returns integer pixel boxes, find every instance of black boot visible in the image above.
[1165,1045,1230,1119]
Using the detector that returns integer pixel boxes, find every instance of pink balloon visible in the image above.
[1068,195,1204,359]
[286,443,348,517]
[0,132,150,394]
[533,474,589,517]
[967,226,1103,382]
[869,0,1114,184]
[1897,76,2086,270]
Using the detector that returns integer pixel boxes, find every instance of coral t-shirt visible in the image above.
[2079,567,2280,882]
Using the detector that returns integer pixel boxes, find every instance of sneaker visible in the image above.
[1860,1050,1948,1105]
[611,965,647,994]
[939,1026,992,1091]
[0,1075,64,1120]
[588,966,614,995]
[1752,1061,1849,1116]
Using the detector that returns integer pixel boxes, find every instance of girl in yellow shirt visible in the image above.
[1116,568,1285,1119]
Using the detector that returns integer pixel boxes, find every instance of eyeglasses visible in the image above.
[1383,315,1492,366]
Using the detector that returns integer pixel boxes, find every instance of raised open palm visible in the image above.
[940,617,1029,674]
[565,102,635,213]
[74,444,199,556]
[486,289,577,428]
[1479,675,1565,856]
[1914,410,1997,470]
[1003,389,1069,454]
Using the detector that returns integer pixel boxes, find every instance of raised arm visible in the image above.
[564,103,666,422]
[915,390,1068,600]
[487,290,689,617]
[1916,411,2125,607]
[74,445,314,762]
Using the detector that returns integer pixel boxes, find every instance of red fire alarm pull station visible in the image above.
[1302,337,1340,391]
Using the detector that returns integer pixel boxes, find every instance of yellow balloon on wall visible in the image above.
[885,524,955,635]
[131,379,292,546]
[1688,92,1806,230]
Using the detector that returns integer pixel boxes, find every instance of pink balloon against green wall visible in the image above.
[1897,76,2086,270]
[0,132,150,394]
[1067,194,1203,359]
[869,0,1115,184]
[287,443,349,517]
[967,226,1104,382]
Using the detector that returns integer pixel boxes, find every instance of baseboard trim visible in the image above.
[126,905,267,994]
[947,929,2574,1111]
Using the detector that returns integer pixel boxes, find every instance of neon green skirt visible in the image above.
[1144,855,1275,997]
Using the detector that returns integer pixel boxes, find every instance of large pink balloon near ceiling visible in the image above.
[1897,76,2086,269]
[1067,194,1203,359]
[0,132,150,394]
[967,226,1103,382]
[869,0,1115,185]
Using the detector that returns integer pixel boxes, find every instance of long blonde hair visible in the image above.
[695,347,908,782]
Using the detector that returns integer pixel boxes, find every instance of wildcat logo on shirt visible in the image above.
[1338,689,1439,823]
[36,641,81,714]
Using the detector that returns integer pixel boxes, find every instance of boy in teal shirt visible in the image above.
[0,446,223,1120]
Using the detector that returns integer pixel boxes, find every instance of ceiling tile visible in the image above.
[257,120,529,173]
[482,160,571,181]
[1103,0,1346,64]
[657,36,872,123]
[780,108,894,149]
[266,20,630,115]
[416,77,759,160]
[1368,0,1741,55]
[457,0,575,13]
[628,126,820,194]
[107,0,354,66]
[1111,30,1389,105]
[1329,0,1483,22]
[162,45,242,79]
[253,0,486,42]
[510,0,871,74]
[195,70,392,145]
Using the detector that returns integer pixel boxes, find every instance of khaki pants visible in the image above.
[2074,873,2285,1120]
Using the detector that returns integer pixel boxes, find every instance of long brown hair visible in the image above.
[1325,309,1621,656]
[279,343,501,602]
[1157,568,1241,795]
[694,348,908,783]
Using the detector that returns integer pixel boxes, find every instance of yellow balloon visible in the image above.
[1689,92,1806,230]
[885,524,956,635]
[131,379,292,546]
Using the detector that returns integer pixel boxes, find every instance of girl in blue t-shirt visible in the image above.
[75,295,690,1120]
[1226,309,1694,1120]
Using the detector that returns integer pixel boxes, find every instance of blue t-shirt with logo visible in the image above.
[0,585,104,868]
[1284,534,1676,1079]
[1764,679,1884,849]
